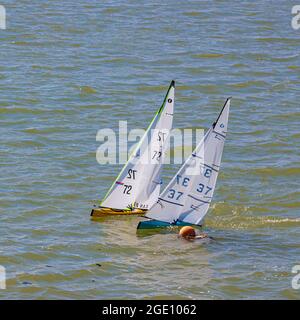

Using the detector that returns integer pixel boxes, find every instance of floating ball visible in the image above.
[179,226,196,238]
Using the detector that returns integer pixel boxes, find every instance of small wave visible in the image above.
[264,218,300,224]
[237,129,265,136]
[79,86,97,95]
[256,37,296,44]
[207,215,300,230]
[270,112,300,120]
[252,167,300,177]
[270,55,299,62]
[230,80,268,88]
[103,7,120,14]
[6,140,45,148]
[244,53,270,61]
[22,127,73,134]
[232,167,300,178]
[192,53,224,59]
[81,104,113,110]
[232,63,248,68]
[183,12,203,17]
[288,65,300,70]
[248,71,274,77]
[0,107,44,115]
[291,133,300,139]
[255,20,274,26]
[138,85,170,93]
[12,41,31,46]
[267,201,300,209]
[101,57,128,63]
[0,107,75,116]
[205,202,300,229]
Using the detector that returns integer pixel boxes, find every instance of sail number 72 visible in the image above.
[123,184,132,194]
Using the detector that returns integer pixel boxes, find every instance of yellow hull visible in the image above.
[91,207,146,217]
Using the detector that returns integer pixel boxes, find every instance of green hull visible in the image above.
[137,219,201,230]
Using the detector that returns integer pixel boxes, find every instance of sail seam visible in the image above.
[212,130,226,139]
[188,194,211,204]
[158,198,184,206]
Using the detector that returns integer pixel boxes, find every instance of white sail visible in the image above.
[100,81,175,210]
[145,98,230,225]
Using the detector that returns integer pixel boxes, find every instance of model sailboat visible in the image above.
[91,81,175,217]
[137,98,230,229]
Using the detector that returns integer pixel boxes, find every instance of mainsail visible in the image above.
[100,81,175,210]
[145,98,230,225]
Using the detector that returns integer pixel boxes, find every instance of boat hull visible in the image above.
[91,207,146,217]
[137,219,202,230]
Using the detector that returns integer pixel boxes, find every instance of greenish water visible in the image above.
[1,0,300,299]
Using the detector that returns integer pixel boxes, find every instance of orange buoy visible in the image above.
[179,226,196,238]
